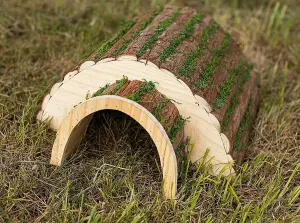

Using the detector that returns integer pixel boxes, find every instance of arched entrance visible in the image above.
[50,95,178,199]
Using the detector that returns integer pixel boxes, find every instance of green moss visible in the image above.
[212,59,245,109]
[112,13,157,57]
[91,78,156,102]
[178,21,218,78]
[232,100,252,152]
[221,97,237,131]
[110,76,128,94]
[152,95,170,124]
[92,84,109,97]
[175,140,188,163]
[159,13,202,63]
[136,8,182,58]
[92,76,129,97]
[169,115,186,142]
[221,64,254,132]
[241,64,253,83]
[195,33,232,90]
[127,80,156,102]
[95,20,136,59]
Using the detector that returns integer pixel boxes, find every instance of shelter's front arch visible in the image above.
[50,95,178,199]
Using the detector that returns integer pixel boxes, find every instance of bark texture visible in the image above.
[84,6,259,162]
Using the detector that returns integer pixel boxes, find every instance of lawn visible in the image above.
[0,0,299,222]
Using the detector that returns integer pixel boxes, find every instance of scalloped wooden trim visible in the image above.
[50,95,177,199]
[79,61,95,72]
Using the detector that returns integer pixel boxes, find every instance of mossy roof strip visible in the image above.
[110,76,128,94]
[112,13,157,57]
[212,59,245,109]
[136,8,182,58]
[221,64,254,132]
[95,20,137,59]
[127,80,156,102]
[152,95,170,124]
[178,21,218,78]
[221,96,237,132]
[241,64,254,84]
[159,13,202,63]
[232,100,252,152]
[92,84,109,97]
[195,32,232,90]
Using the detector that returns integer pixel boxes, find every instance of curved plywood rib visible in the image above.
[50,95,178,199]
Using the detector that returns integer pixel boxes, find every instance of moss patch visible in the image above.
[221,64,254,132]
[127,80,156,102]
[159,13,202,63]
[110,76,129,94]
[169,115,186,142]
[92,84,109,97]
[136,8,182,58]
[152,95,170,124]
[178,21,218,78]
[195,33,232,90]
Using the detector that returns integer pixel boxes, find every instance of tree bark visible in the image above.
[77,6,259,162]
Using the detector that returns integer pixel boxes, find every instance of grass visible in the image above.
[0,0,299,222]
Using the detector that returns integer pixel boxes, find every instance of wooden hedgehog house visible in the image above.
[38,6,259,199]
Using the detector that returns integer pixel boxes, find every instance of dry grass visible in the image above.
[0,0,299,222]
